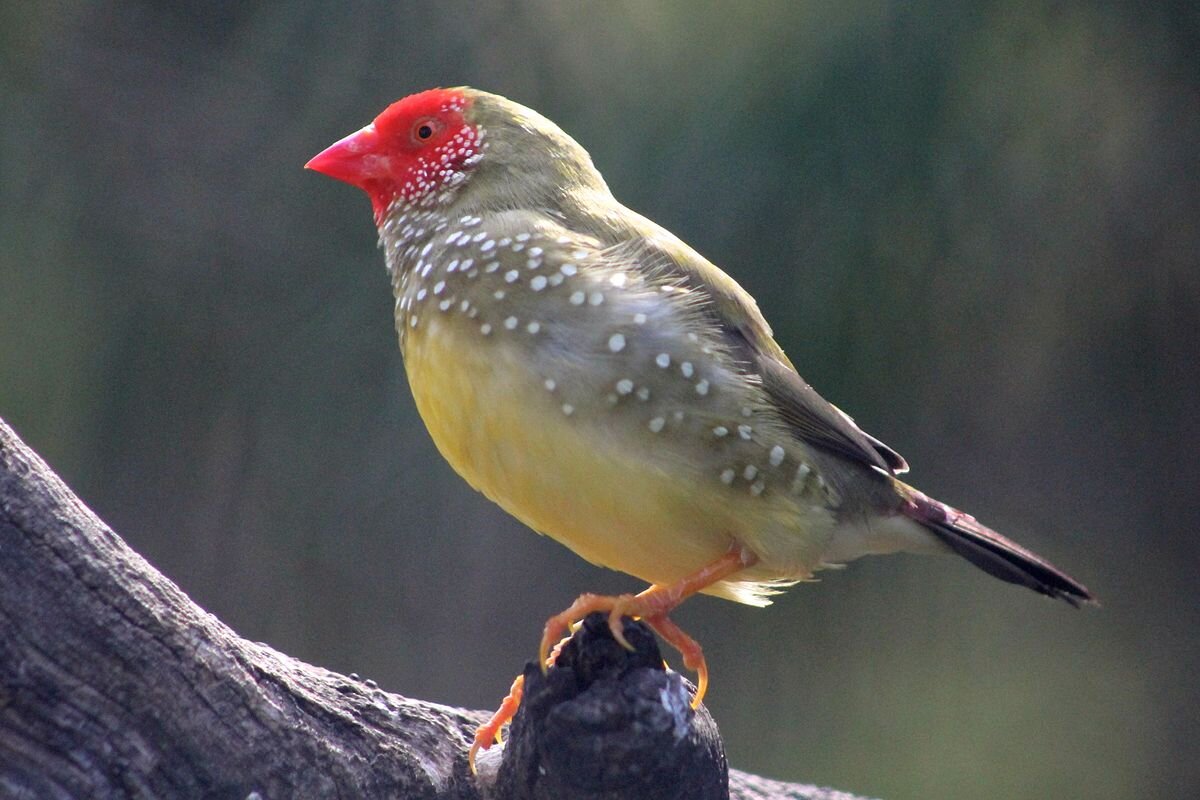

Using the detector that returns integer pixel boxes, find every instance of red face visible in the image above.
[306,89,482,222]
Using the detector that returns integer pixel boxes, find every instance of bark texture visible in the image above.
[0,417,872,799]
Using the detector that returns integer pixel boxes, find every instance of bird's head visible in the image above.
[306,87,484,222]
[307,87,608,225]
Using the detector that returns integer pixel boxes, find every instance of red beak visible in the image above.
[305,124,387,190]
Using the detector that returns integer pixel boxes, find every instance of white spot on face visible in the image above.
[504,270,519,283]
[769,445,785,467]
[695,379,710,396]
[530,275,548,291]
[504,316,518,330]
[616,379,634,395]
[569,291,586,305]
[648,416,666,433]
[526,321,541,334]
[681,362,694,378]
[655,353,670,368]
[608,333,626,353]
[738,424,752,440]
[720,468,735,485]
[713,426,728,437]
[544,378,556,391]
[743,465,758,481]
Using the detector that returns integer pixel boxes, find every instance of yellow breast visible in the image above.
[403,316,746,579]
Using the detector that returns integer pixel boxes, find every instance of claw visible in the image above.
[468,673,524,775]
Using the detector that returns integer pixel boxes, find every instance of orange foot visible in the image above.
[467,545,757,774]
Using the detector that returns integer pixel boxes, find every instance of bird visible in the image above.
[305,86,1094,767]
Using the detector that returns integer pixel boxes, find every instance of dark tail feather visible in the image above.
[903,489,1096,608]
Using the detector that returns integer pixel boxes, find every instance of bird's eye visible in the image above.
[413,119,439,142]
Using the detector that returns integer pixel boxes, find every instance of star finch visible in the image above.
[306,87,1093,764]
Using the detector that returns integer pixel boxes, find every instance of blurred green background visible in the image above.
[2,2,1197,798]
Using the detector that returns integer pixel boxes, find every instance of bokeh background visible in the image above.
[2,2,1197,798]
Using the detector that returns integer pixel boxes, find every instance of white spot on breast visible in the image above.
[515,233,531,242]
[544,378,556,391]
[433,280,446,295]
[633,313,647,325]
[438,299,452,311]
[648,416,666,433]
[743,465,758,481]
[494,290,506,300]
[738,424,752,440]
[588,292,605,306]
[655,353,670,368]
[713,426,728,437]
[529,246,543,257]
[480,240,496,252]
[608,333,626,353]
[561,264,578,276]
[636,386,650,401]
[504,316,518,330]
[720,468,735,485]
[609,272,627,288]
[695,379,710,396]
[750,479,766,496]
[562,403,575,416]
[504,270,519,283]
[530,275,548,291]
[681,362,694,378]
[526,321,541,334]
[485,261,500,273]
[416,288,427,301]
[769,445,785,466]
[569,291,586,305]
[480,323,492,335]
[616,379,634,395]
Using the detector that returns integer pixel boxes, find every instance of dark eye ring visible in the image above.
[416,123,434,140]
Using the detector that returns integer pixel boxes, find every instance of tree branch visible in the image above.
[0,417,873,799]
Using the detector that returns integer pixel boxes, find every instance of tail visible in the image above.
[901,486,1096,608]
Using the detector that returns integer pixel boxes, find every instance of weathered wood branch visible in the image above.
[0,417,872,799]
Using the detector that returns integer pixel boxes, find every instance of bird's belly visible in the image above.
[402,314,827,593]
